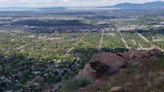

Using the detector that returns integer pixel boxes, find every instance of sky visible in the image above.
[0,0,164,7]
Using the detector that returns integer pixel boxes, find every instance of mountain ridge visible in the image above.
[103,1,164,9]
[0,7,66,11]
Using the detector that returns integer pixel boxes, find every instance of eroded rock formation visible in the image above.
[79,49,164,79]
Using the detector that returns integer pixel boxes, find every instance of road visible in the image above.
[137,32,163,51]
[64,35,84,56]
[119,32,130,49]
[98,30,104,50]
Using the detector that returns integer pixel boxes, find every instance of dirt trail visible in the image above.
[119,32,130,49]
[137,32,153,45]
[137,32,163,51]
[98,30,104,50]
[64,35,84,55]
[115,24,130,49]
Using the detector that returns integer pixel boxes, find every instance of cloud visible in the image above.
[0,0,163,7]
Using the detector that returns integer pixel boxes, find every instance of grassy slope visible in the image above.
[77,58,164,92]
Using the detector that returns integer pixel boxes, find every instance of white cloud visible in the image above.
[0,0,163,7]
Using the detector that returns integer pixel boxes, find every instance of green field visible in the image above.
[0,30,163,62]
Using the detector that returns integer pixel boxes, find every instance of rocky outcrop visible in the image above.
[79,52,127,79]
[127,48,163,60]
[79,49,163,79]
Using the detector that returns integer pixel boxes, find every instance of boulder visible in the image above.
[79,52,126,79]
[89,52,126,73]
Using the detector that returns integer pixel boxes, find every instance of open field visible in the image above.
[0,30,163,62]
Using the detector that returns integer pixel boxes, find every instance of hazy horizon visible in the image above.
[0,0,164,8]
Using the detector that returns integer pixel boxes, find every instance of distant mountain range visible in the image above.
[0,1,164,11]
[39,7,66,11]
[105,1,164,9]
[0,7,66,11]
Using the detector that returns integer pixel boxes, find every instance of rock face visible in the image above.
[79,52,127,79]
[79,64,97,79]
[79,49,163,79]
[127,49,163,61]
[125,49,164,66]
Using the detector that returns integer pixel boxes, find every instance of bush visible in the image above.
[159,59,164,68]
[60,77,92,92]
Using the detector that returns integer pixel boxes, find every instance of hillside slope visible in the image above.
[78,49,164,92]
[60,49,164,92]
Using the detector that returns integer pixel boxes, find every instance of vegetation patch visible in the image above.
[60,77,92,92]
[159,59,164,68]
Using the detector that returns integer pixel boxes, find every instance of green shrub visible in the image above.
[60,77,92,92]
[159,59,164,68]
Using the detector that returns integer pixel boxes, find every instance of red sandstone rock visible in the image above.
[79,52,127,79]
[79,49,163,79]
[79,64,97,78]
